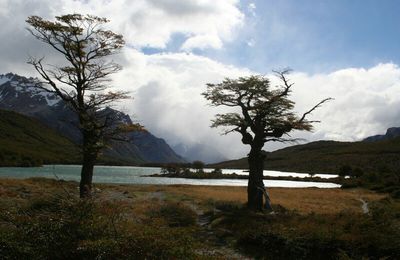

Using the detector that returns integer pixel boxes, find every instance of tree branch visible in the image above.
[299,98,334,123]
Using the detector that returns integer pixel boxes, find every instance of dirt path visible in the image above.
[188,203,250,259]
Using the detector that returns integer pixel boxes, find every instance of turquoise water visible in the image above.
[0,165,341,188]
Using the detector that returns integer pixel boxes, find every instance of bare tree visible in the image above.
[203,71,332,211]
[26,14,141,198]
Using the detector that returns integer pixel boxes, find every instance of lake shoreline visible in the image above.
[0,165,342,188]
[147,172,343,184]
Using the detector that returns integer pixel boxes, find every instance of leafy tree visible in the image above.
[26,14,142,197]
[192,160,205,172]
[203,71,331,211]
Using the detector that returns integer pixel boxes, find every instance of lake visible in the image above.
[0,165,341,188]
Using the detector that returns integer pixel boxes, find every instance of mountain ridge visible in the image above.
[211,129,400,174]
[363,127,400,142]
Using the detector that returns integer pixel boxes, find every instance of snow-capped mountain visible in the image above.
[0,73,60,107]
[0,73,185,164]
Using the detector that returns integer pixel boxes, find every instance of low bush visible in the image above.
[209,199,400,259]
[214,200,244,212]
[152,201,197,227]
[0,195,198,259]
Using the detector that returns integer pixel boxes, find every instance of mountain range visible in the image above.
[0,73,185,165]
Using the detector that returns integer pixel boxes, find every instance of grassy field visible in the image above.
[0,178,398,259]
[0,178,383,214]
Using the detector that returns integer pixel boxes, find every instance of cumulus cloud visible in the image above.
[0,0,243,72]
[288,63,400,142]
[111,50,252,158]
[60,0,244,50]
[111,50,400,159]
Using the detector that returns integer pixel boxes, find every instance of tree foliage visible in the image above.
[26,14,126,106]
[203,71,331,145]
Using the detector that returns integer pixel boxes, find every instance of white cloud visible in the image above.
[59,0,244,50]
[181,34,223,50]
[112,50,253,158]
[0,0,244,73]
[110,47,400,159]
[289,63,400,142]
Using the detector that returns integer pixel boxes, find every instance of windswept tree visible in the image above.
[26,14,141,198]
[203,71,331,211]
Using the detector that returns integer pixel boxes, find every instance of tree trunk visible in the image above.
[79,151,96,198]
[79,129,98,198]
[247,148,272,211]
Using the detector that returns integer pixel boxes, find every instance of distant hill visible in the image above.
[0,73,185,164]
[0,110,80,166]
[211,135,400,174]
[363,127,400,142]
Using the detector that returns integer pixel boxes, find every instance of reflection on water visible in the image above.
[0,165,341,188]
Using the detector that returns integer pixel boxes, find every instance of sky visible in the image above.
[1,0,400,160]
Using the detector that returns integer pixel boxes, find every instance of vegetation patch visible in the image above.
[152,201,198,227]
[209,199,400,259]
[0,178,396,259]
[0,194,199,259]
[0,110,80,167]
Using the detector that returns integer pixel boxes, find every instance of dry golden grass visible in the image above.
[125,185,385,214]
[0,178,386,214]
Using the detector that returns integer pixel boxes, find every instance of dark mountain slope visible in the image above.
[211,137,400,174]
[0,110,80,166]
